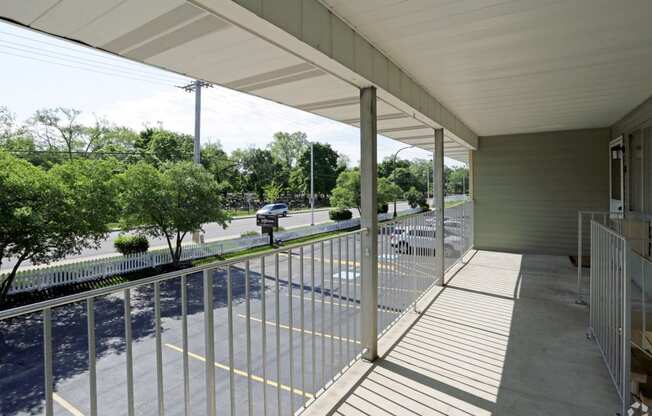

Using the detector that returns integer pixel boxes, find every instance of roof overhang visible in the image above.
[0,0,479,163]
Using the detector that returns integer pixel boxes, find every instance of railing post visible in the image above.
[576,211,584,304]
[623,240,632,414]
[360,86,379,361]
[434,128,445,285]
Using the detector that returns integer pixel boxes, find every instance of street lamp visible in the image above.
[391,144,415,217]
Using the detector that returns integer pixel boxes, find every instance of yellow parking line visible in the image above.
[291,294,360,309]
[53,393,84,416]
[164,343,312,398]
[237,314,360,344]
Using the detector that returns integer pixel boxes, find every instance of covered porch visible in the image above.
[308,250,621,415]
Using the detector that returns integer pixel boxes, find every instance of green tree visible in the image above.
[404,186,426,208]
[446,166,469,194]
[201,142,238,193]
[390,167,418,192]
[118,162,229,266]
[136,127,193,165]
[331,169,395,214]
[378,157,410,178]
[0,151,115,300]
[263,181,283,203]
[296,142,340,196]
[330,169,360,213]
[232,147,280,199]
[268,131,308,169]
[378,178,404,216]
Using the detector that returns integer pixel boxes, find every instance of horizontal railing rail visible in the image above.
[0,227,370,416]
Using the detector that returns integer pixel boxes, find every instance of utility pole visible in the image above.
[178,79,212,242]
[310,142,315,226]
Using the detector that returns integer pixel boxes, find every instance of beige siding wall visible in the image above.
[474,129,610,255]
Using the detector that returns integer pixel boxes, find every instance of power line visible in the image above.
[0,49,180,87]
[0,40,188,84]
[0,29,189,83]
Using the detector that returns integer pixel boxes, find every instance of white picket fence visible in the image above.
[5,209,421,295]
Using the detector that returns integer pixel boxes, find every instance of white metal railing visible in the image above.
[377,210,438,337]
[577,211,652,304]
[444,200,473,272]
[576,211,624,304]
[630,250,652,358]
[0,229,368,416]
[589,220,631,413]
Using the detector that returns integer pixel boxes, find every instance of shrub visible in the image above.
[114,235,149,256]
[329,208,353,221]
[404,187,426,208]
[418,202,430,212]
[240,230,259,238]
[378,203,389,214]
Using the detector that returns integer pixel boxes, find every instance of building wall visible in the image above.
[474,128,610,255]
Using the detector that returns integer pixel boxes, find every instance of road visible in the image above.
[0,233,437,416]
[0,203,412,272]
[0,204,470,416]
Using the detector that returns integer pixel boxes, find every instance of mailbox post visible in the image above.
[256,214,279,246]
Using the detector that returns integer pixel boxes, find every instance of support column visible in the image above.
[434,129,445,285]
[360,86,379,361]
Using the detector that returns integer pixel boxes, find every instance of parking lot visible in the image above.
[0,206,469,416]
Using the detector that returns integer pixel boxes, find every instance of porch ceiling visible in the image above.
[0,0,473,163]
[321,0,652,136]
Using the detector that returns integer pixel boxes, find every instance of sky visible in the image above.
[0,21,463,167]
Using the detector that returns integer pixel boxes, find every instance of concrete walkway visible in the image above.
[307,250,621,416]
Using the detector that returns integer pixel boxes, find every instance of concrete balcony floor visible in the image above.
[306,250,621,416]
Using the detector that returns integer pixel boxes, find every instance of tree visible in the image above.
[446,166,469,194]
[296,142,340,196]
[330,169,360,213]
[263,181,283,203]
[378,178,403,217]
[118,162,229,266]
[232,147,280,199]
[268,131,308,169]
[201,142,238,193]
[330,169,395,214]
[136,127,193,165]
[390,166,418,192]
[378,157,410,178]
[28,108,87,160]
[404,186,426,208]
[0,152,115,301]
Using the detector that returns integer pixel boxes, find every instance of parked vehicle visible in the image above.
[390,225,454,256]
[256,203,289,217]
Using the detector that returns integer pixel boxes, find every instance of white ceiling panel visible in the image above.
[322,0,652,136]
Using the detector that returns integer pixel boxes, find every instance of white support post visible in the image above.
[360,86,378,361]
[434,129,445,285]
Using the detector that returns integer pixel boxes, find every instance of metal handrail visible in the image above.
[0,228,366,321]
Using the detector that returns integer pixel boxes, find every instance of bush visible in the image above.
[329,208,353,221]
[114,235,149,256]
[418,202,430,212]
[240,231,259,238]
[378,203,389,214]
[404,187,426,208]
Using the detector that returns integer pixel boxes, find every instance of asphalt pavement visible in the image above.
[0,214,472,416]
